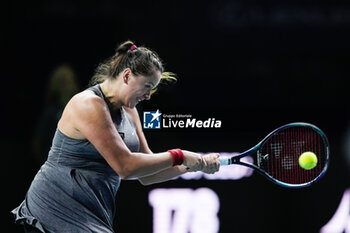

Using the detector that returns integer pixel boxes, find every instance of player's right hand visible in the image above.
[201,153,220,174]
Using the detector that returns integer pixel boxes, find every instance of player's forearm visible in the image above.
[138,165,188,185]
[119,152,173,179]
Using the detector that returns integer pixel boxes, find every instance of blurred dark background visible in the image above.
[4,0,350,232]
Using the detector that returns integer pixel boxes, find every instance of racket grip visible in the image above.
[218,156,232,166]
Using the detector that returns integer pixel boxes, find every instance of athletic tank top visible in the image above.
[11,84,140,232]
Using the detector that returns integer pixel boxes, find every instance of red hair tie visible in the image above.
[130,45,137,51]
[168,149,184,166]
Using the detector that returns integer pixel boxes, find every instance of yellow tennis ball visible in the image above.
[298,152,318,170]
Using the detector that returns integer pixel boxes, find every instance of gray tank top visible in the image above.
[12,84,140,232]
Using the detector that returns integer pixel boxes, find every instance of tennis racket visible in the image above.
[218,122,329,188]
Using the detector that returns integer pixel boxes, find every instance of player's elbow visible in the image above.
[119,172,133,180]
[110,151,138,179]
[118,172,129,180]
[117,162,142,180]
[118,166,135,179]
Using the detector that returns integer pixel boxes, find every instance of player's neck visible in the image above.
[100,79,123,110]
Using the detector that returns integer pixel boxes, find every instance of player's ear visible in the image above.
[122,68,132,84]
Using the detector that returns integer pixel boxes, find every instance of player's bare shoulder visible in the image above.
[58,89,108,139]
[72,89,105,110]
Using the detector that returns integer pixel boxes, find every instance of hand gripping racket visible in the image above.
[218,122,330,188]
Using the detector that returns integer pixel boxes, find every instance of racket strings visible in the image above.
[259,126,326,185]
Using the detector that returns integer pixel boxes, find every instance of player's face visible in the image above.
[125,70,161,108]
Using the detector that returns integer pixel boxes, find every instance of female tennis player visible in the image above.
[12,41,220,233]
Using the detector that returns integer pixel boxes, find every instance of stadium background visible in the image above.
[4,1,350,232]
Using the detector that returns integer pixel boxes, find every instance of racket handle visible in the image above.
[218,156,232,166]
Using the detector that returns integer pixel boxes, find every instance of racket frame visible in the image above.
[220,122,330,188]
